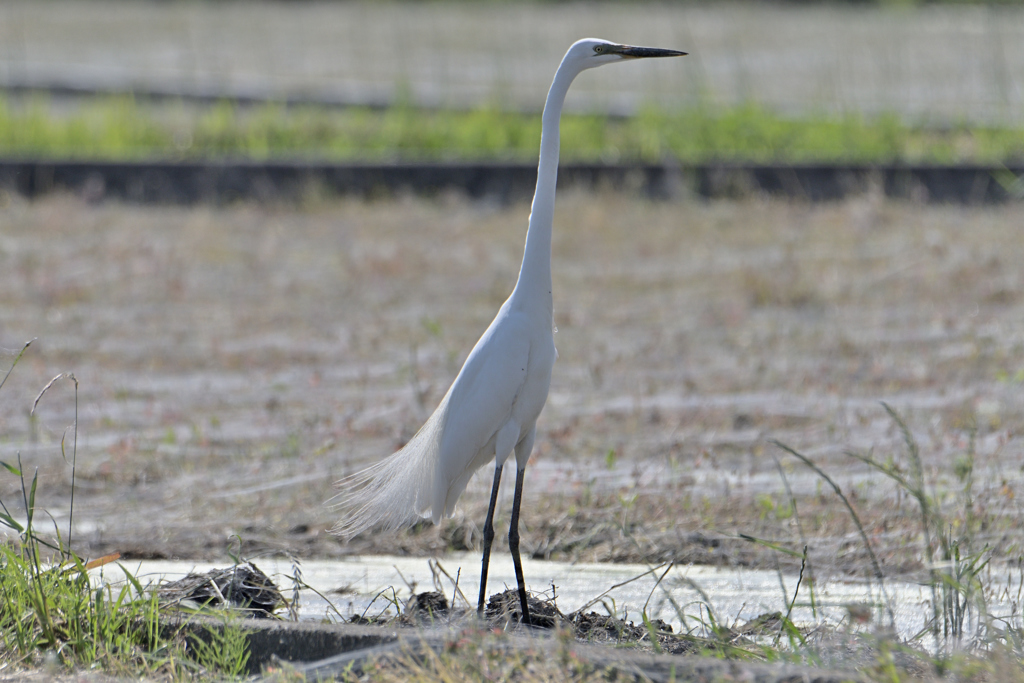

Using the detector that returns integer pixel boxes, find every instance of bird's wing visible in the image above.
[434,310,531,510]
[331,308,532,535]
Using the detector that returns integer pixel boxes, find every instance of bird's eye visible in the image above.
[593,45,605,54]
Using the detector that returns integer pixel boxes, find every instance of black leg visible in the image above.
[509,466,531,625]
[478,463,504,614]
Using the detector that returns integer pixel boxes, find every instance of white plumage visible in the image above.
[331,292,554,535]
[331,38,685,624]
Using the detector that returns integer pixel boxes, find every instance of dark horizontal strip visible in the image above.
[2,81,396,111]
[0,160,1021,205]
[1,82,623,117]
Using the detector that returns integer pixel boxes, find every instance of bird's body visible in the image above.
[333,38,685,624]
[330,245,556,535]
[437,297,556,512]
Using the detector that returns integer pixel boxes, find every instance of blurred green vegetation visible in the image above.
[2,96,1023,164]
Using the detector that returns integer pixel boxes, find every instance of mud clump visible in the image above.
[484,589,563,628]
[480,589,690,652]
[569,610,671,641]
[734,611,784,636]
[402,591,450,624]
[158,562,282,617]
[348,614,392,626]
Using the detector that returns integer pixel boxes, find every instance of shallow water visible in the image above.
[120,555,950,641]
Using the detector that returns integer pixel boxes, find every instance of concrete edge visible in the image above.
[165,615,864,683]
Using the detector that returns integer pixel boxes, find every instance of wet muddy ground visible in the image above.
[1,191,1022,588]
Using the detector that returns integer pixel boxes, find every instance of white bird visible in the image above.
[332,38,686,625]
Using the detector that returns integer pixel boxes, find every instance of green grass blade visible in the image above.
[26,468,38,532]
[641,612,664,654]
[119,563,146,597]
[770,439,896,628]
[0,339,33,393]
[0,511,25,533]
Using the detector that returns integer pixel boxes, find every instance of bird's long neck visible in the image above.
[510,58,578,312]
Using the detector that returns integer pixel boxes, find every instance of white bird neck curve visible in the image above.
[509,51,582,315]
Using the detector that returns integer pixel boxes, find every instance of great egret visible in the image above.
[332,38,686,625]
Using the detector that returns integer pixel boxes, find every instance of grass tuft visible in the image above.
[0,342,266,679]
[770,402,1024,675]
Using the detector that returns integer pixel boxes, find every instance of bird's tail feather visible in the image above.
[329,393,450,539]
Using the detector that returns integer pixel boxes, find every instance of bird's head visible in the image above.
[566,38,687,72]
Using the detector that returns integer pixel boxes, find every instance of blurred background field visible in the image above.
[1,0,1023,585]
[2,191,1022,573]
[3,1,1023,119]
[1,1,1024,163]
[2,3,1024,675]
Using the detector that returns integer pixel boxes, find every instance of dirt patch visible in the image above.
[1,193,1022,584]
